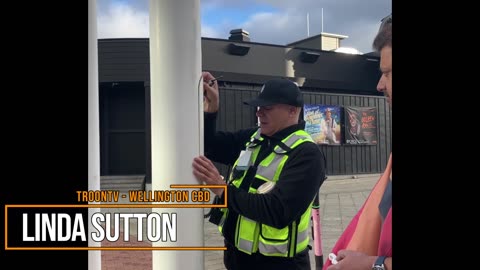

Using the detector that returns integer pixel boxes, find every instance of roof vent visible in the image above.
[228,29,250,42]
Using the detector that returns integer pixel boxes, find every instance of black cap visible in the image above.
[244,79,303,107]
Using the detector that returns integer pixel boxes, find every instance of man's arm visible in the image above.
[204,112,255,166]
[202,71,255,165]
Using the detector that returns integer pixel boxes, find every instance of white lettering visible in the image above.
[91,213,105,242]
[22,214,34,241]
[89,213,177,242]
[57,213,71,241]
[42,213,56,241]
[21,213,86,242]
[72,214,86,241]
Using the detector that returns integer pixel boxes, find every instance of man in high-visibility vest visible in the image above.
[193,77,326,270]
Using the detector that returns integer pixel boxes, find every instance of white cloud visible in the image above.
[97,2,149,38]
[340,21,382,54]
[241,12,307,45]
[96,0,391,53]
[235,1,389,53]
[201,25,222,39]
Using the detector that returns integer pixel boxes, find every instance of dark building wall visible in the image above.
[99,82,147,176]
[98,39,150,82]
[202,39,289,78]
[202,38,381,94]
[98,38,381,94]
[97,38,391,179]
[214,83,391,177]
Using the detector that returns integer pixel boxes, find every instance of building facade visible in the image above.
[98,33,391,184]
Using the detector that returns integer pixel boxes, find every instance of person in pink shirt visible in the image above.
[324,14,392,270]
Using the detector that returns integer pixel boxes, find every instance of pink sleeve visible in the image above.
[378,207,392,256]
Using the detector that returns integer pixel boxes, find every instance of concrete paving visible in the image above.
[100,174,380,270]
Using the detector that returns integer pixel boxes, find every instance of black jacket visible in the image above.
[205,112,326,269]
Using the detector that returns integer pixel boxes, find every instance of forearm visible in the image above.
[204,112,244,165]
[204,112,218,149]
[227,187,288,228]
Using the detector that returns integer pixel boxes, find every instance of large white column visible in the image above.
[149,1,204,270]
[88,0,101,269]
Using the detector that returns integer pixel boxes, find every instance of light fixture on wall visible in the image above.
[299,51,320,63]
[227,43,251,56]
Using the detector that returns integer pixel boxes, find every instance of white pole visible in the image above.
[149,0,204,269]
[321,8,324,32]
[307,13,310,37]
[88,0,101,269]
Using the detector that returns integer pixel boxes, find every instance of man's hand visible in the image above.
[327,250,376,270]
[192,155,225,196]
[202,71,219,113]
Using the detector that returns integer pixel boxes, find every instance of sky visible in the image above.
[96,0,391,54]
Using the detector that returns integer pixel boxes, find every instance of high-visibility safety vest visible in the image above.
[218,128,314,257]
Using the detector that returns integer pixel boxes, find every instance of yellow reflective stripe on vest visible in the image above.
[219,131,263,235]
[273,133,307,153]
[217,208,228,234]
[253,130,262,140]
[257,208,312,257]
[257,219,293,256]
[256,155,285,182]
[238,238,254,254]
[236,216,259,254]
[294,207,312,253]
[258,241,289,256]
[257,132,313,181]
[296,227,309,245]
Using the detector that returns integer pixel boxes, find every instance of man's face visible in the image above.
[377,45,392,107]
[256,104,294,136]
[326,110,332,119]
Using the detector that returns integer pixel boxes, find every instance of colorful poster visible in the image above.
[304,104,341,145]
[344,106,378,145]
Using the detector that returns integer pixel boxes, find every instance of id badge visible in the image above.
[236,150,252,171]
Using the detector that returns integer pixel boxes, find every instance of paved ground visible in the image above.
[100,174,380,270]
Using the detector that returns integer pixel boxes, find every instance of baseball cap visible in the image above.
[244,79,303,107]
